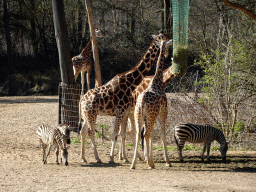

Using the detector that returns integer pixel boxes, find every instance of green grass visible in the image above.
[153,146,176,151]
[71,136,81,145]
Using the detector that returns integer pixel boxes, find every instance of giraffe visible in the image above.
[72,28,103,94]
[130,37,173,169]
[119,64,175,161]
[79,32,171,164]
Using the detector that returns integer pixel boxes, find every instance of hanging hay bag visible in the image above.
[172,46,188,76]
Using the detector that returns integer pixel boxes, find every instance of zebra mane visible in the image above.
[53,128,67,150]
[214,127,226,145]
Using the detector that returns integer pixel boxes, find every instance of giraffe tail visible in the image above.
[77,95,83,134]
[141,127,144,151]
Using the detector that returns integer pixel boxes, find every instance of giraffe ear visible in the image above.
[166,39,173,47]
[152,35,157,39]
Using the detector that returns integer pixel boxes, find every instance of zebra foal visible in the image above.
[174,123,228,162]
[37,124,70,166]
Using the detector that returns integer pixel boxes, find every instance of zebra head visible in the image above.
[61,147,69,166]
[220,141,228,161]
[58,124,71,145]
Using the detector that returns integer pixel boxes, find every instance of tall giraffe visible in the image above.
[79,32,170,164]
[130,38,173,169]
[72,28,103,94]
[119,64,175,161]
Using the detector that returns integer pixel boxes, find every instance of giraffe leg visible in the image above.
[127,114,143,161]
[81,71,85,95]
[80,121,88,163]
[86,69,91,90]
[148,135,155,169]
[109,114,122,164]
[119,110,129,163]
[88,127,102,163]
[158,110,171,167]
[130,119,142,169]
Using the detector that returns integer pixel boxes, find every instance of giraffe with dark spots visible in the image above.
[131,37,173,169]
[79,32,170,164]
[72,29,103,94]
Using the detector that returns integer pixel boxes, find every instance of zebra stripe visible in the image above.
[174,123,228,162]
[37,124,69,166]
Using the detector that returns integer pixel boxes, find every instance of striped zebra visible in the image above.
[37,124,70,166]
[174,123,228,162]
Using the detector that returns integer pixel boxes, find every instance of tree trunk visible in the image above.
[3,0,16,96]
[52,0,74,84]
[85,0,102,88]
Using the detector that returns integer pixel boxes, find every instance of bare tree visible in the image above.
[85,0,102,88]
[220,0,256,21]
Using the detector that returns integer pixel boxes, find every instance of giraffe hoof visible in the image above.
[123,159,129,163]
[130,165,135,169]
[97,160,102,164]
[148,166,155,169]
[81,158,87,163]
[109,160,116,164]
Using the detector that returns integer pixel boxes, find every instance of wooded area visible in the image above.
[0,0,255,138]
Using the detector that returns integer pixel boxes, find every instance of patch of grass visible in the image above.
[71,136,81,145]
[211,146,219,151]
[183,144,202,151]
[153,146,176,151]
[96,124,110,138]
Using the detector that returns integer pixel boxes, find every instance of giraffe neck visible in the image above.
[151,43,165,87]
[162,66,175,87]
[123,39,160,90]
[81,39,92,57]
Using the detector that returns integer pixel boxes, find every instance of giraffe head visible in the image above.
[151,32,172,58]
[95,28,104,38]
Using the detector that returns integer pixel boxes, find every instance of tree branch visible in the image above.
[220,0,256,21]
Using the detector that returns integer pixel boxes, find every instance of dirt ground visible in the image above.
[0,96,256,192]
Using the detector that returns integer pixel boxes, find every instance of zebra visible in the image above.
[36,124,70,166]
[174,123,228,162]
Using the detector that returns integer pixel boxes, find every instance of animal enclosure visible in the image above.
[58,85,256,150]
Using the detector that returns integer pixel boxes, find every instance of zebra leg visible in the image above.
[45,144,52,164]
[42,144,47,164]
[206,143,211,161]
[174,132,183,162]
[55,147,60,165]
[201,143,206,161]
